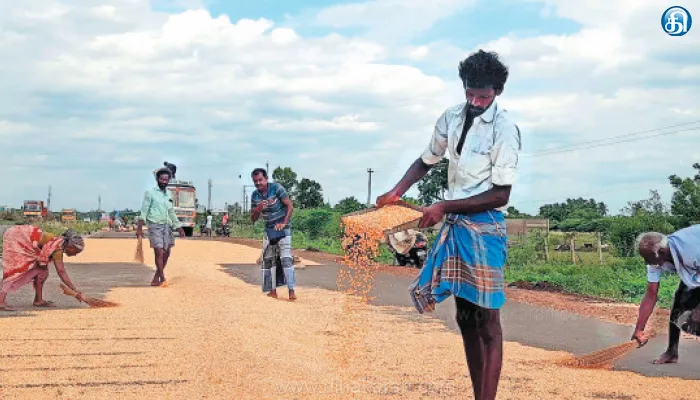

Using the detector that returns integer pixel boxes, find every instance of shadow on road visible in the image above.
[0,262,154,318]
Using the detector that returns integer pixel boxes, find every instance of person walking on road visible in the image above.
[632,226,700,364]
[376,49,521,400]
[205,212,213,237]
[137,166,186,287]
[250,168,296,300]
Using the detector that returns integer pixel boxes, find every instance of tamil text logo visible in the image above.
[662,6,692,36]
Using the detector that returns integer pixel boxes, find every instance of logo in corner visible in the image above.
[662,6,692,36]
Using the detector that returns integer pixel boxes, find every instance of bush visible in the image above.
[505,257,679,308]
[606,215,675,257]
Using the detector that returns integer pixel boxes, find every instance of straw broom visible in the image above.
[59,283,119,308]
[134,236,144,264]
[553,336,652,369]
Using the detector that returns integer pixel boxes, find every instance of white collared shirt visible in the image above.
[420,101,521,210]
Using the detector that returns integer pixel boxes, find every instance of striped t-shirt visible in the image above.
[251,182,290,229]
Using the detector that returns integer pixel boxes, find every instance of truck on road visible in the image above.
[166,179,197,237]
[61,209,77,223]
[23,200,47,220]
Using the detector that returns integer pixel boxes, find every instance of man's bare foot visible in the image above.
[33,300,56,308]
[151,278,161,286]
[289,290,297,300]
[0,304,16,311]
[267,290,278,298]
[652,351,678,364]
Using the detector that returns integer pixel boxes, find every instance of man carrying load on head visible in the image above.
[376,49,521,400]
[137,166,186,287]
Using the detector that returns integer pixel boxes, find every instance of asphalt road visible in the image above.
[222,262,700,379]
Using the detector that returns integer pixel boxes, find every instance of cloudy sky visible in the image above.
[0,0,698,215]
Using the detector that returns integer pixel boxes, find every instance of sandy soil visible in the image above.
[1,238,698,399]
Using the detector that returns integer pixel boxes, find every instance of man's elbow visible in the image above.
[492,185,512,207]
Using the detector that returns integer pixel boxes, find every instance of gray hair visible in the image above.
[62,229,85,251]
[635,232,668,256]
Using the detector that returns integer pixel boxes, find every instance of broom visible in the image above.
[553,336,651,369]
[59,283,119,308]
[134,236,144,264]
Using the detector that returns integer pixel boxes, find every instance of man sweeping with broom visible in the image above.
[1,226,86,311]
[137,166,186,286]
[632,225,700,365]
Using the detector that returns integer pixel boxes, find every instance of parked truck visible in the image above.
[166,179,197,237]
[61,209,77,223]
[23,200,47,220]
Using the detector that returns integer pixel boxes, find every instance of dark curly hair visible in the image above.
[458,49,509,92]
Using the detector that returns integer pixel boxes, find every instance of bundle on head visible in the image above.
[60,283,119,308]
[553,340,640,369]
[134,236,144,264]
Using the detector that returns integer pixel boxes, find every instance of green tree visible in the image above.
[296,178,324,209]
[401,196,422,206]
[669,163,700,228]
[505,206,532,218]
[621,190,669,216]
[335,197,365,214]
[539,198,608,226]
[272,167,299,199]
[607,215,675,257]
[417,159,448,205]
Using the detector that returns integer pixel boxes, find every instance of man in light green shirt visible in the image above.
[137,167,185,287]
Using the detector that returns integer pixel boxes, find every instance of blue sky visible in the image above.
[0,0,698,215]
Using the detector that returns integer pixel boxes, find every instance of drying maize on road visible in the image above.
[340,204,423,236]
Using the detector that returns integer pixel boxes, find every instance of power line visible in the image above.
[523,125,700,158]
[523,119,700,157]
[2,122,699,170]
[514,179,671,206]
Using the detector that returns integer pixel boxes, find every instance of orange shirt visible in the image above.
[38,232,64,262]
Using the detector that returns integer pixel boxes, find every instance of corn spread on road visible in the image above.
[0,238,699,399]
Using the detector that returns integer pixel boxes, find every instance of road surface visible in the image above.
[0,238,698,399]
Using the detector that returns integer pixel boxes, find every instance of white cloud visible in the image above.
[314,0,477,41]
[0,0,698,216]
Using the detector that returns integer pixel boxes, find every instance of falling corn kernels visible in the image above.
[331,205,423,372]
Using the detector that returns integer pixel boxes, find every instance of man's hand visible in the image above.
[632,330,649,347]
[419,203,446,228]
[274,223,286,231]
[376,190,401,208]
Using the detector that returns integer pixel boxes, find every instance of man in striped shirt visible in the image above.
[250,168,296,300]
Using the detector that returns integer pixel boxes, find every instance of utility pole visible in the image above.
[98,195,101,212]
[242,185,255,213]
[207,179,212,211]
[47,185,52,212]
[367,168,375,207]
[266,161,269,173]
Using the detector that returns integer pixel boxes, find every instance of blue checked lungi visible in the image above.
[409,210,507,313]
[261,229,295,292]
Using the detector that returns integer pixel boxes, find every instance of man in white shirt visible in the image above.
[632,225,700,364]
[205,213,213,237]
[376,49,520,400]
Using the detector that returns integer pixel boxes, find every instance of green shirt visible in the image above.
[138,187,181,229]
